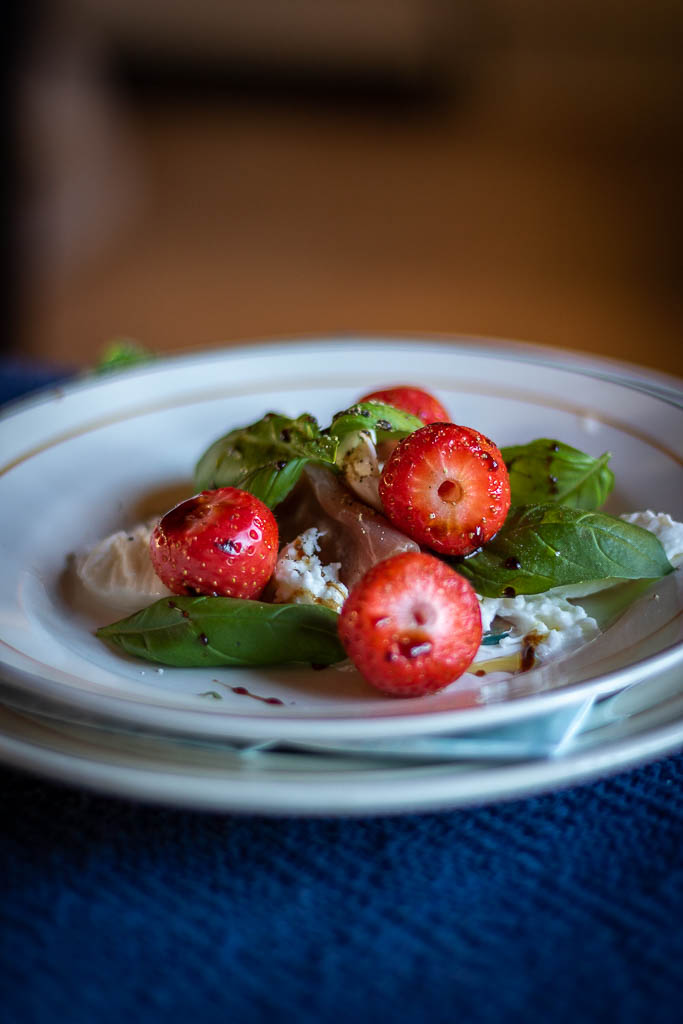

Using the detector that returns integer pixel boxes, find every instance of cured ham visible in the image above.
[276,464,419,589]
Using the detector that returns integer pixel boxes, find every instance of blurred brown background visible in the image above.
[10,0,683,375]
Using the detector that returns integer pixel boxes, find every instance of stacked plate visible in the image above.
[1,337,682,814]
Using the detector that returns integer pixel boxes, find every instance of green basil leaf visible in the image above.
[501,438,614,509]
[573,576,659,631]
[234,459,312,510]
[97,595,346,668]
[329,402,423,451]
[453,504,674,597]
[194,413,337,507]
[93,339,154,374]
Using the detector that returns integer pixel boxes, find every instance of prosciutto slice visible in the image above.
[276,464,419,589]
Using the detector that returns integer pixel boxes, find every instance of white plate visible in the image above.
[0,668,682,814]
[1,337,682,746]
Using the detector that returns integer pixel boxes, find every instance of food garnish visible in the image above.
[90,384,676,696]
[379,423,511,556]
[338,552,482,697]
[150,487,278,600]
[358,386,451,425]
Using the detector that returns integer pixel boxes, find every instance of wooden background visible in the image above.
[13,0,683,376]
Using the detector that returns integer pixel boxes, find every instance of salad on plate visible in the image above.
[76,385,681,699]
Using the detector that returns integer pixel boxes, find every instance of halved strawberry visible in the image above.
[378,423,510,556]
[358,386,450,425]
[338,551,482,697]
[150,487,278,599]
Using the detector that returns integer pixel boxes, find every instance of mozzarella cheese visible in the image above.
[74,519,171,611]
[476,509,682,665]
[620,510,683,567]
[478,592,600,662]
[273,527,348,613]
[337,430,383,511]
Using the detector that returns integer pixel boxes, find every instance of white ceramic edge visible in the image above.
[1,336,681,430]
[0,704,681,815]
[1,634,682,743]
[1,335,681,744]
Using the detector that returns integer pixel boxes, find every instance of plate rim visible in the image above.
[1,334,682,429]
[1,335,681,743]
[0,697,681,815]
[1,632,682,742]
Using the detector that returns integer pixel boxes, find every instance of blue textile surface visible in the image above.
[0,358,73,407]
[2,760,682,1024]
[1,365,683,1024]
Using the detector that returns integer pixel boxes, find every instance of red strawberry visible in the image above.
[338,552,482,697]
[150,487,278,599]
[358,386,450,425]
[379,423,510,556]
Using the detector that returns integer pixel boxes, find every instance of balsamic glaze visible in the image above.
[520,631,544,672]
[167,600,190,619]
[230,686,284,706]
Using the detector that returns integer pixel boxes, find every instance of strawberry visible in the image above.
[338,552,482,697]
[378,422,510,556]
[150,487,278,599]
[358,386,450,425]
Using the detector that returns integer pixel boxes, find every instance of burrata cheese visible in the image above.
[74,520,171,612]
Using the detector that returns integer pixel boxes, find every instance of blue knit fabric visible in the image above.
[0,358,72,407]
[1,758,682,1024]
[1,367,682,1024]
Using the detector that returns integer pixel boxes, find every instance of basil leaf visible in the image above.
[329,402,424,450]
[573,576,659,631]
[235,459,311,510]
[97,595,346,668]
[94,339,154,374]
[501,439,614,509]
[454,504,674,597]
[194,413,337,507]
